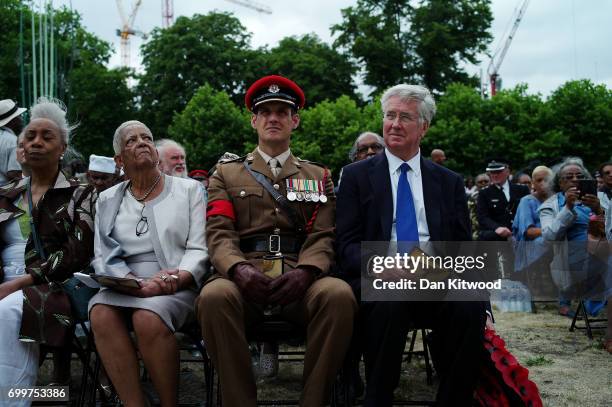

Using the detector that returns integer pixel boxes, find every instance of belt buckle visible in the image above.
[269,234,281,253]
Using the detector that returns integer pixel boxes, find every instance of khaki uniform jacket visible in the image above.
[206,149,335,277]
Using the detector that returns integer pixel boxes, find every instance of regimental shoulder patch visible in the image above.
[217,153,245,165]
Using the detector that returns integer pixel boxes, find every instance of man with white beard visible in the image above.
[156,139,188,178]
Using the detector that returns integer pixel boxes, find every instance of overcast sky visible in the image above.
[49,0,612,97]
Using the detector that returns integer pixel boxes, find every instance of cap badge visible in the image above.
[268,84,280,93]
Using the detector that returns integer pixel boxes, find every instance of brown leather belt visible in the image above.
[240,235,303,254]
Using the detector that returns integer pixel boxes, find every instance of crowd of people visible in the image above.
[0,73,609,407]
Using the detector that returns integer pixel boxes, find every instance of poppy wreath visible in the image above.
[474,328,543,407]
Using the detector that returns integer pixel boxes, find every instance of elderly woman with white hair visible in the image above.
[0,98,96,398]
[89,120,208,406]
[538,158,607,318]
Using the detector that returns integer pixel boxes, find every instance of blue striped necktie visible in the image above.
[396,163,419,252]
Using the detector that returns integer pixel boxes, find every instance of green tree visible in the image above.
[294,95,382,177]
[66,63,135,158]
[332,0,492,95]
[263,34,359,106]
[168,84,251,170]
[0,0,112,105]
[137,12,259,138]
[425,83,549,176]
[545,79,612,169]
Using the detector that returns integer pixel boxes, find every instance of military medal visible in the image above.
[295,179,305,201]
[304,179,312,201]
[311,179,320,202]
[318,180,328,203]
[286,179,296,201]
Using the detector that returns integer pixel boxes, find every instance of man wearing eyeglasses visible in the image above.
[336,84,491,406]
[336,132,385,192]
[350,132,385,162]
[476,159,530,242]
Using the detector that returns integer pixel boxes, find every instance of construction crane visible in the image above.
[162,0,174,28]
[487,0,530,96]
[116,0,147,68]
[160,0,272,29]
[225,0,272,14]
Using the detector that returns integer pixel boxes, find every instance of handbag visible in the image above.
[27,182,98,322]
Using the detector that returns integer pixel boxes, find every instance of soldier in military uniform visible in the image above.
[196,75,357,407]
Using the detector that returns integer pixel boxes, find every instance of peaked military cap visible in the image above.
[245,75,305,112]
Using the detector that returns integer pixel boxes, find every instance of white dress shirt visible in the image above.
[500,180,510,201]
[386,149,430,242]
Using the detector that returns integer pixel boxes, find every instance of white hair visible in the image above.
[29,97,75,145]
[348,131,384,161]
[551,157,592,192]
[113,120,153,154]
[381,84,437,124]
[155,139,185,160]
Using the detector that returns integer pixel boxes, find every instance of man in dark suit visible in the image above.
[336,84,491,407]
[476,159,530,241]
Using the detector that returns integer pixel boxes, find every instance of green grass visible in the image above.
[525,355,554,367]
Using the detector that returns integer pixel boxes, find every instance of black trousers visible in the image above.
[360,300,486,407]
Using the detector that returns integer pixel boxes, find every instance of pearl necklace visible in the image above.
[128,173,162,202]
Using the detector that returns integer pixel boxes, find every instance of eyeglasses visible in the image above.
[383,111,418,124]
[561,173,586,181]
[356,143,384,155]
[136,205,149,237]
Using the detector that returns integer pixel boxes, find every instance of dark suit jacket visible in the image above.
[476,183,530,241]
[336,153,471,283]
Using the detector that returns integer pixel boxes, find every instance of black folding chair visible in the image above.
[569,300,607,339]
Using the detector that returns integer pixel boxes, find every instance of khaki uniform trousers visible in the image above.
[196,276,357,407]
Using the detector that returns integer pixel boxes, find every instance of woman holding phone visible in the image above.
[539,157,605,317]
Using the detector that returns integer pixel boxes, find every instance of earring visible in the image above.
[60,154,65,160]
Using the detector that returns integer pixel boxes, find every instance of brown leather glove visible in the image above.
[268,268,317,306]
[232,263,272,304]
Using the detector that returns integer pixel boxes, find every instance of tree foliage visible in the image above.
[0,0,134,161]
[0,0,112,104]
[545,80,612,169]
[67,64,135,158]
[168,84,252,170]
[425,80,612,176]
[332,0,492,95]
[263,34,359,106]
[137,12,257,138]
[291,96,382,177]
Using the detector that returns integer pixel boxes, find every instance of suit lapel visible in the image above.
[369,154,393,240]
[421,158,442,241]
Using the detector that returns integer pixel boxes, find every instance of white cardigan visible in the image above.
[91,175,209,288]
